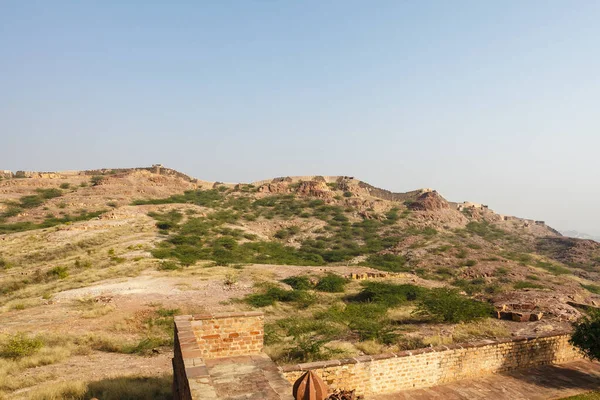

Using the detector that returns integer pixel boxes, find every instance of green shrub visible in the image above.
[19,195,45,209]
[158,261,181,271]
[501,252,533,265]
[47,266,69,279]
[122,337,167,355]
[582,284,600,295]
[535,260,571,275]
[245,287,316,308]
[466,221,511,242]
[570,310,600,362]
[282,275,313,290]
[0,333,44,359]
[59,182,70,189]
[344,303,396,343]
[513,281,544,290]
[465,259,477,267]
[414,288,494,323]
[315,274,347,293]
[90,175,104,186]
[452,278,486,295]
[0,209,106,235]
[362,253,408,272]
[352,282,426,307]
[133,189,224,207]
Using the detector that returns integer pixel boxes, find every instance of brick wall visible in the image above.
[172,312,265,400]
[280,332,581,396]
[186,311,264,358]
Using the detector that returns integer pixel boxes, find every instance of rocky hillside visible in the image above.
[1,166,599,398]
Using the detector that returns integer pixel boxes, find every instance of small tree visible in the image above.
[570,310,600,362]
[414,288,494,323]
[90,175,104,186]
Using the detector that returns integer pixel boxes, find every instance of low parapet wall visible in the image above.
[172,312,267,400]
[280,332,581,396]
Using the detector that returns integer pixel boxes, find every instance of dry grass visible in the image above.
[73,297,115,319]
[0,333,87,397]
[27,373,171,400]
[453,319,510,342]
[354,340,385,355]
[422,334,453,347]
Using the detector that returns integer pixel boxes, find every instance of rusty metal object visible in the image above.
[293,371,328,400]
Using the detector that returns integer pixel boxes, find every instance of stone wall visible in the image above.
[280,332,581,396]
[187,311,264,358]
[172,312,265,400]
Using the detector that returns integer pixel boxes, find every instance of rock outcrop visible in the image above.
[408,191,449,211]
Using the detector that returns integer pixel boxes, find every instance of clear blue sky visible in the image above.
[1,1,599,235]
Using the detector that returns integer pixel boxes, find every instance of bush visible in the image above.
[315,274,347,293]
[158,261,181,271]
[466,221,510,241]
[59,182,70,189]
[245,287,316,308]
[513,281,544,290]
[582,284,600,295]
[465,259,477,267]
[362,253,408,272]
[344,303,396,343]
[274,226,300,239]
[0,333,44,359]
[535,260,571,275]
[90,175,104,186]
[282,275,313,290]
[570,310,600,362]
[47,266,69,279]
[414,288,494,323]
[19,195,45,209]
[352,282,426,307]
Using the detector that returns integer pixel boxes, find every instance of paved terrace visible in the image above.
[173,311,599,400]
[375,359,600,400]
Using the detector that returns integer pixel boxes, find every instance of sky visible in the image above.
[1,1,599,235]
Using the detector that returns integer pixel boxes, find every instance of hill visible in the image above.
[0,166,599,398]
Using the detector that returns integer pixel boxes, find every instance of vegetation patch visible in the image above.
[245,286,316,308]
[281,275,313,290]
[413,288,494,323]
[513,281,545,290]
[350,282,426,307]
[0,210,106,235]
[582,284,600,295]
[315,274,348,293]
[570,310,600,362]
[0,333,44,359]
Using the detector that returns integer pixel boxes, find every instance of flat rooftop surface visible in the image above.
[201,354,293,400]
[373,359,600,400]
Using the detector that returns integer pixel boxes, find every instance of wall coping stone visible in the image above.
[279,331,574,373]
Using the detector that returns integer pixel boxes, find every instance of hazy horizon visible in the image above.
[2,1,599,236]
